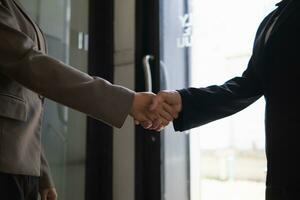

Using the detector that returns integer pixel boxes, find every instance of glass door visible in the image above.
[135,0,190,200]
[158,0,279,200]
[159,1,191,200]
[21,1,89,200]
[189,1,278,200]
[137,0,280,200]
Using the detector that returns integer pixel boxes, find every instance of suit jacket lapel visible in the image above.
[12,0,46,53]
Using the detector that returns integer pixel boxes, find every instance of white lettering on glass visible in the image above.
[177,13,193,48]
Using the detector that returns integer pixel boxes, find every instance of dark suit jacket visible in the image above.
[174,0,300,194]
[0,0,134,189]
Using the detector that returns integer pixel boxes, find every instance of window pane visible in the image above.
[190,0,279,200]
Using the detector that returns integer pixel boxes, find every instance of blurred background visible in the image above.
[190,0,278,199]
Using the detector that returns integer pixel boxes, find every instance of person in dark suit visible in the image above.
[0,0,174,199]
[149,0,300,199]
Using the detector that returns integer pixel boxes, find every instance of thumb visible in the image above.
[150,95,161,111]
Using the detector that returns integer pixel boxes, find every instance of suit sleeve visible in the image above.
[0,5,134,128]
[39,151,55,190]
[173,57,264,132]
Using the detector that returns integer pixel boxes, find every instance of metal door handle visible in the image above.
[160,60,169,90]
[142,55,154,92]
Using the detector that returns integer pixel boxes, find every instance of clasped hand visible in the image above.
[130,90,182,131]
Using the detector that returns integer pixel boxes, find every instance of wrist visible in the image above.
[129,92,137,117]
[174,90,183,112]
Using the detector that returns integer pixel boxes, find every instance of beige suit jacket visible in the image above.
[0,0,134,189]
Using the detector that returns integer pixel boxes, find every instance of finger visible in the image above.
[159,107,174,122]
[150,118,162,130]
[136,110,156,126]
[155,125,165,132]
[141,121,153,129]
[150,95,162,111]
[163,103,178,119]
[147,112,158,122]
[159,115,169,127]
[151,116,168,131]
[151,101,174,121]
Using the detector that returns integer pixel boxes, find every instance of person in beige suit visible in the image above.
[0,0,176,199]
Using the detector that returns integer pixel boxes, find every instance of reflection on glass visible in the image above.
[160,0,191,200]
[21,1,74,200]
[190,0,279,200]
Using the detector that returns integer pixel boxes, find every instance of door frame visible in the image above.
[135,0,162,200]
[85,0,114,200]
[135,0,192,199]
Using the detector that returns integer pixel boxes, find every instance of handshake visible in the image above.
[129,90,182,131]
